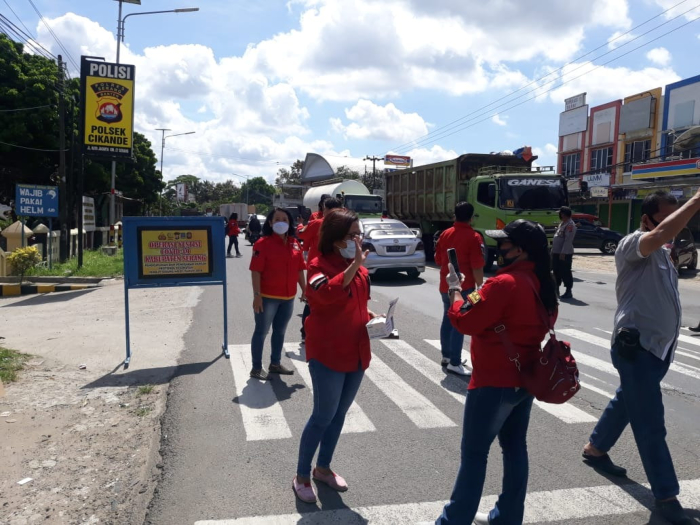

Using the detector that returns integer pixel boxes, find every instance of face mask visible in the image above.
[497,247,518,268]
[272,222,289,235]
[339,240,357,259]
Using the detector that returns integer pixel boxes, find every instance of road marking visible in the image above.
[423,340,596,423]
[364,353,456,429]
[284,344,376,434]
[579,374,615,399]
[194,478,700,524]
[599,329,700,362]
[559,329,700,381]
[227,345,292,441]
[424,339,472,368]
[381,339,465,403]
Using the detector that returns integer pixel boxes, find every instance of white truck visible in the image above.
[219,203,249,225]
[303,180,383,218]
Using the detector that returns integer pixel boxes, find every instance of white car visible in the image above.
[359,218,426,278]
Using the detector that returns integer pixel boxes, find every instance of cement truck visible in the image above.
[302,179,383,218]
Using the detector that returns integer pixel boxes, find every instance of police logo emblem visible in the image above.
[91,81,129,124]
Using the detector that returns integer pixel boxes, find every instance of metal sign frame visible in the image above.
[122,216,229,368]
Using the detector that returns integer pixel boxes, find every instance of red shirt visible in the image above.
[434,222,485,293]
[249,235,306,300]
[448,261,554,390]
[298,218,323,261]
[305,253,371,372]
[226,220,241,237]
[309,211,322,221]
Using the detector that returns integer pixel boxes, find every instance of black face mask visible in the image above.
[497,247,519,268]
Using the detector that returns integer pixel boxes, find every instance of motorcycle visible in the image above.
[248,231,261,245]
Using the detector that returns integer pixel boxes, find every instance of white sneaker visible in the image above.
[441,357,450,367]
[473,512,489,524]
[446,363,469,376]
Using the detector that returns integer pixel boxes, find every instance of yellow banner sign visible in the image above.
[139,229,211,278]
[80,57,135,159]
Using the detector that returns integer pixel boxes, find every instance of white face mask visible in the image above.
[339,240,356,259]
[272,222,289,235]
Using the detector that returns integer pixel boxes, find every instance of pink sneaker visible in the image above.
[292,476,317,503]
[312,468,348,492]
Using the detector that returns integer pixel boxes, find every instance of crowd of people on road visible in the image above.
[227,188,698,525]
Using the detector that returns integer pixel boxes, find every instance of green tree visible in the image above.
[335,165,361,180]
[275,159,305,186]
[241,177,275,207]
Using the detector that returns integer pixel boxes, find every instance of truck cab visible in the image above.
[467,166,568,266]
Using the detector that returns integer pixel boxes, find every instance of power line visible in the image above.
[0,139,66,151]
[25,0,78,70]
[392,12,700,154]
[3,0,35,38]
[0,14,55,60]
[389,0,700,154]
[167,146,288,164]
[0,104,55,112]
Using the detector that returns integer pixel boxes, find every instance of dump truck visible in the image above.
[384,149,569,266]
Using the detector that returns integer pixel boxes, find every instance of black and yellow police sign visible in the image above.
[80,56,135,159]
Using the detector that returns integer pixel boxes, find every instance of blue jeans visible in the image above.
[437,387,534,525]
[296,359,365,477]
[589,344,679,500]
[440,290,472,366]
[250,297,294,370]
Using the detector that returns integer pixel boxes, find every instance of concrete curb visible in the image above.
[0,276,105,285]
[0,283,101,297]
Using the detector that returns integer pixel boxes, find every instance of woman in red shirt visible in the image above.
[292,209,380,504]
[249,208,306,380]
[226,213,242,258]
[436,220,558,525]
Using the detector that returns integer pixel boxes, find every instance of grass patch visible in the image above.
[0,347,31,383]
[136,385,155,397]
[135,406,152,417]
[28,249,124,278]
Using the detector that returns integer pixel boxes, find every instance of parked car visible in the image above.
[573,219,623,254]
[359,218,426,278]
[667,227,698,271]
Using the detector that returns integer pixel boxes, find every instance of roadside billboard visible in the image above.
[384,155,411,166]
[80,56,135,160]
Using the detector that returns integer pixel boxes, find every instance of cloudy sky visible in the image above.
[4,0,700,184]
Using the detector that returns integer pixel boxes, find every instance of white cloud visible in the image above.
[547,62,681,105]
[492,114,508,126]
[532,144,559,168]
[652,0,700,21]
[646,47,672,66]
[607,30,635,50]
[399,145,459,166]
[331,100,430,142]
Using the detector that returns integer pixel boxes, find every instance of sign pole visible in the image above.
[49,218,53,269]
[21,217,25,248]
[222,257,229,358]
[124,281,132,368]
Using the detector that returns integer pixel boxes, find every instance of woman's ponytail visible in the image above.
[529,247,558,314]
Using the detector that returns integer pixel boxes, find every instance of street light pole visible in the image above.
[112,0,200,226]
[156,129,195,214]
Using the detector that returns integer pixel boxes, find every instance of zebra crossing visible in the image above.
[227,327,700,442]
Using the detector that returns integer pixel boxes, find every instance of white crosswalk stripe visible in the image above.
[599,328,700,363]
[424,339,597,423]
[364,353,457,429]
[228,344,292,441]
[560,328,700,381]
[194,478,700,524]
[284,344,376,434]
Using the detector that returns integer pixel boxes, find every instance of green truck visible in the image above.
[384,150,569,267]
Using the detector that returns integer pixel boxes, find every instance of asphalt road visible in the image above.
[145,240,700,525]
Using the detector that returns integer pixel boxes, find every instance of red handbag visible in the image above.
[495,281,581,404]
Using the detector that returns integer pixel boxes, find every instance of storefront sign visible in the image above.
[583,173,610,187]
[684,186,699,198]
[82,196,96,232]
[591,187,608,198]
[80,56,135,159]
[384,155,411,166]
[565,93,587,111]
[567,179,581,192]
[632,158,700,180]
[623,189,638,200]
[670,189,684,199]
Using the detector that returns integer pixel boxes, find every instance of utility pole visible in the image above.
[58,55,68,263]
[156,128,170,215]
[364,155,382,190]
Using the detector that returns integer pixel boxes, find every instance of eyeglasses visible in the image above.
[345,232,364,241]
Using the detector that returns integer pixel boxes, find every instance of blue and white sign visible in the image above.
[15,184,59,217]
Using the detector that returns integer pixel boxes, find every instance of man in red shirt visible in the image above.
[434,202,484,375]
[297,197,343,342]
